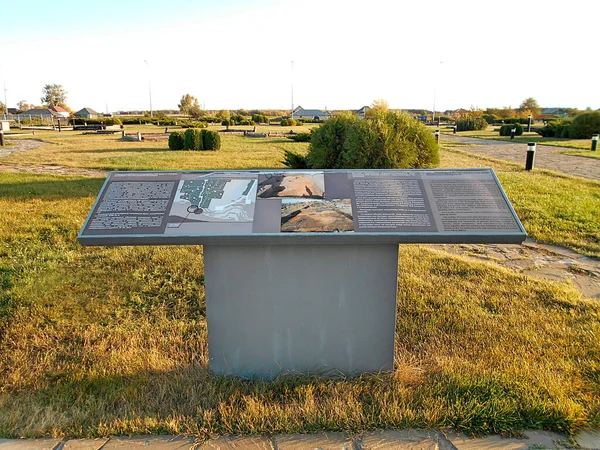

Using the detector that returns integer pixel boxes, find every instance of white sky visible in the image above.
[3,0,599,112]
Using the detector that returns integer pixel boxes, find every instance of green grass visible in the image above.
[559,150,600,160]
[442,126,594,151]
[3,126,311,171]
[1,135,599,438]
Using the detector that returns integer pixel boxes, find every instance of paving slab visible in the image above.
[274,432,353,450]
[197,436,272,449]
[575,430,600,449]
[59,438,110,449]
[447,430,573,449]
[101,435,197,449]
[0,439,62,450]
[360,430,455,449]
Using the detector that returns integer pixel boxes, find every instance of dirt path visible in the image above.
[0,139,108,177]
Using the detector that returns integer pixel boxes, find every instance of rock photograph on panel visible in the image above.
[257,172,325,199]
[280,199,354,232]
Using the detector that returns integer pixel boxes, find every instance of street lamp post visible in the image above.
[144,60,153,118]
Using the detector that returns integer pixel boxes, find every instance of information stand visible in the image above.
[78,169,526,378]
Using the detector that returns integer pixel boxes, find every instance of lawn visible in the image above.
[1,132,599,438]
[440,125,595,151]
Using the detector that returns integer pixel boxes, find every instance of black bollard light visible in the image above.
[0,131,4,147]
[527,114,532,133]
[525,142,536,170]
[435,130,440,143]
[592,134,599,152]
[510,128,516,140]
[453,125,457,134]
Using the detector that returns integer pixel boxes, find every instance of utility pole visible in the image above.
[291,60,294,120]
[144,60,153,117]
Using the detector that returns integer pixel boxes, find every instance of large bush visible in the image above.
[456,117,488,131]
[202,130,221,150]
[168,131,185,150]
[499,124,524,136]
[280,118,297,126]
[284,111,439,170]
[569,111,600,139]
[183,128,204,150]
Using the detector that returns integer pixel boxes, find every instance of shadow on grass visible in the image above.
[0,361,585,439]
[0,176,104,199]
[69,147,169,154]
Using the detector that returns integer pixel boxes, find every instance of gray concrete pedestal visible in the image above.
[204,244,399,379]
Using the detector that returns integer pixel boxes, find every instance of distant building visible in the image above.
[74,107,99,119]
[354,106,369,119]
[292,106,330,121]
[49,105,70,119]
[7,108,18,115]
[17,108,54,119]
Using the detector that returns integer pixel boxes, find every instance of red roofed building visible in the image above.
[49,105,70,119]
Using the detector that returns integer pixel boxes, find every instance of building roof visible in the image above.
[75,107,99,116]
[18,108,54,116]
[294,108,330,116]
[49,105,69,113]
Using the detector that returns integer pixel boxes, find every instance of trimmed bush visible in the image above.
[499,124,524,136]
[280,118,297,126]
[252,114,269,124]
[569,111,600,139]
[202,130,221,151]
[168,131,185,150]
[183,128,204,150]
[456,117,488,131]
[284,111,439,170]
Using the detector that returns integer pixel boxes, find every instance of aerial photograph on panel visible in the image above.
[280,199,354,232]
[166,175,257,233]
[257,172,325,199]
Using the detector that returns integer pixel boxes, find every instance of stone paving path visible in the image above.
[0,138,50,157]
[1,429,599,449]
[442,134,600,181]
[428,238,600,299]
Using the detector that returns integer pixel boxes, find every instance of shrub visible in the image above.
[482,114,499,124]
[282,149,308,168]
[499,124,524,136]
[536,119,571,137]
[342,111,439,169]
[202,130,221,150]
[221,119,231,127]
[252,114,269,124]
[280,118,297,126]
[306,113,360,168]
[104,117,122,126]
[183,128,204,150]
[456,117,488,131]
[168,131,185,150]
[569,111,600,139]
[287,132,312,142]
[285,111,439,170]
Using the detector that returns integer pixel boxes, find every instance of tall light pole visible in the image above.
[291,60,294,120]
[144,60,153,117]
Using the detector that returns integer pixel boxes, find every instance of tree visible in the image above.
[216,109,230,121]
[366,99,389,118]
[178,94,200,115]
[0,101,6,114]
[41,84,68,108]
[519,97,541,117]
[17,100,33,113]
